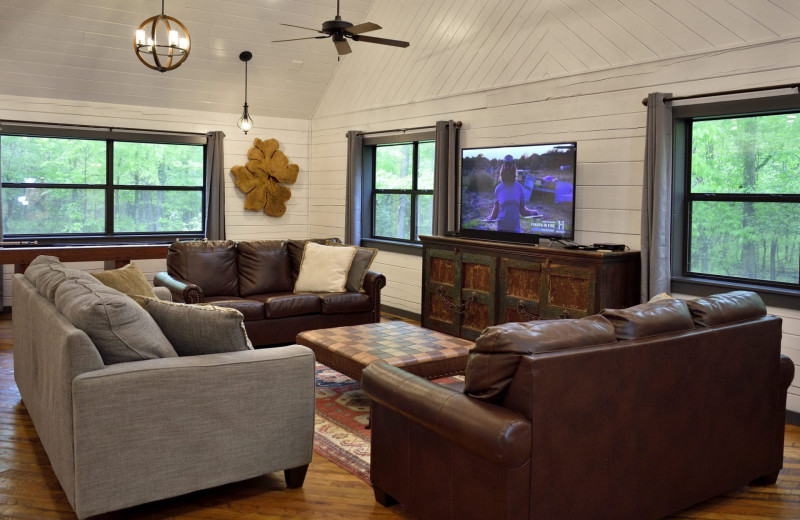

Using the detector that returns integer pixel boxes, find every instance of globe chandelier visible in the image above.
[134,0,191,73]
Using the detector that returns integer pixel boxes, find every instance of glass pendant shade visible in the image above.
[238,51,254,134]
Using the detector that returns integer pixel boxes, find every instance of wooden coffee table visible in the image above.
[296,321,474,381]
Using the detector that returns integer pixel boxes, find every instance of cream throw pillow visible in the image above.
[294,242,357,293]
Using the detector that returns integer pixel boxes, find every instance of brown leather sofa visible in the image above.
[154,239,386,347]
[362,291,795,520]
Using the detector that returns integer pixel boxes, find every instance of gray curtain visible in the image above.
[432,120,461,236]
[640,93,673,302]
[344,130,364,245]
[205,131,226,240]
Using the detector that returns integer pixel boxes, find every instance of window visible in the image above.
[0,126,206,243]
[673,97,800,296]
[361,131,436,250]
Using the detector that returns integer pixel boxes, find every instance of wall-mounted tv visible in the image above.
[459,142,577,244]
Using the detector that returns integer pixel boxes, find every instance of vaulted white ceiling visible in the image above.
[0,0,376,119]
[1,0,799,121]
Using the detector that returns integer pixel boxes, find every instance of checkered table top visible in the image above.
[296,321,474,369]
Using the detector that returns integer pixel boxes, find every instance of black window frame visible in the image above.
[361,130,435,255]
[0,124,207,245]
[671,95,800,309]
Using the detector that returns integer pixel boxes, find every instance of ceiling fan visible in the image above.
[272,0,410,56]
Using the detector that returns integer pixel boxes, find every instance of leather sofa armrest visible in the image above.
[362,271,386,322]
[153,272,204,304]
[362,361,531,468]
[779,354,795,393]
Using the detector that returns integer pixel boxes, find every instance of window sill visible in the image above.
[671,276,800,311]
[360,238,423,257]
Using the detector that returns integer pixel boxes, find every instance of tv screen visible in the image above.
[459,142,577,243]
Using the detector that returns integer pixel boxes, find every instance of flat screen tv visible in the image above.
[459,142,577,244]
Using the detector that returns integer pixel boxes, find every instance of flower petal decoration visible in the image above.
[230,138,298,217]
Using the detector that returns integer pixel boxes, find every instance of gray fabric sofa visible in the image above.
[12,273,316,519]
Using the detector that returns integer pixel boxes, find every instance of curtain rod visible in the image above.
[641,83,800,106]
[0,118,208,137]
[353,121,462,137]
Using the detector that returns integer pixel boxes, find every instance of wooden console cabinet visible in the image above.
[421,235,641,340]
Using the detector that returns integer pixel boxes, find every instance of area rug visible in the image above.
[313,362,462,484]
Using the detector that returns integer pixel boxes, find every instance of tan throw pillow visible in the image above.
[326,240,377,292]
[91,263,156,304]
[54,272,177,364]
[143,299,254,356]
[293,242,357,293]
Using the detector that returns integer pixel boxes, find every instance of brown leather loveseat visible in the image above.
[363,291,795,520]
[154,238,385,347]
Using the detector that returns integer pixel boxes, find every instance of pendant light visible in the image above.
[237,51,254,134]
[134,0,191,73]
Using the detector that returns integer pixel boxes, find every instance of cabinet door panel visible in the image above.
[423,249,461,335]
[540,264,596,318]
[500,258,542,323]
[460,253,496,338]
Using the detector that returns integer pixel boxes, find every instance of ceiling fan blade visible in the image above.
[345,22,382,35]
[279,23,325,34]
[352,35,410,48]
[334,38,352,55]
[272,36,329,43]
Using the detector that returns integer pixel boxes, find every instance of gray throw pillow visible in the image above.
[143,299,254,356]
[55,273,177,364]
[326,240,377,292]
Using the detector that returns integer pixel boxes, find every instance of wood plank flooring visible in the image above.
[1,311,799,519]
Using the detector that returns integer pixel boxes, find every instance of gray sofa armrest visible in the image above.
[153,271,203,303]
[70,345,315,519]
[362,270,386,322]
[362,361,531,467]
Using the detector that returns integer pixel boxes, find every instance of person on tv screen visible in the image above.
[485,155,541,232]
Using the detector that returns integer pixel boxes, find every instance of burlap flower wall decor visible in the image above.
[230,138,299,217]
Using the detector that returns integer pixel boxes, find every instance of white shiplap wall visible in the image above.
[309,7,800,409]
[0,93,310,305]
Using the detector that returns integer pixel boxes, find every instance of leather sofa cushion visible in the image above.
[319,292,371,314]
[264,293,321,318]
[600,298,694,340]
[684,290,766,327]
[167,240,239,297]
[203,297,265,321]
[237,240,293,296]
[464,315,616,403]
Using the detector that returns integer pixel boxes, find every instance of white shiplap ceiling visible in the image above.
[2,1,800,122]
[0,0,380,119]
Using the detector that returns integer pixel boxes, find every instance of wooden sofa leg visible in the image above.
[284,464,309,488]
[373,486,398,507]
[750,470,780,486]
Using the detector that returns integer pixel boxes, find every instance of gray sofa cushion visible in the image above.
[55,273,177,364]
[144,299,254,356]
[24,255,69,301]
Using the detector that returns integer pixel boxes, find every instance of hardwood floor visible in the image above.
[1,311,799,519]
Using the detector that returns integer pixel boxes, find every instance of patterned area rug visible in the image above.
[313,362,462,484]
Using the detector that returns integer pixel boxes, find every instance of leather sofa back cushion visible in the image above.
[237,240,293,296]
[684,290,766,327]
[600,298,695,340]
[167,240,239,297]
[464,315,616,403]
